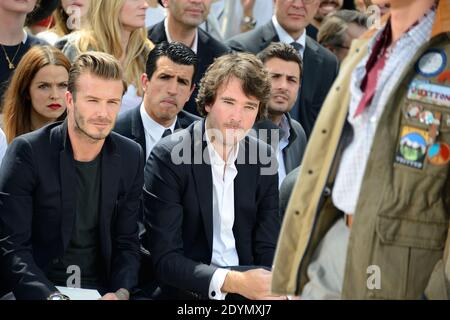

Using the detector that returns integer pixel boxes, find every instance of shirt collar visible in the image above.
[204,119,240,167]
[272,15,306,55]
[140,102,177,141]
[164,18,198,54]
[279,114,291,142]
[22,30,27,44]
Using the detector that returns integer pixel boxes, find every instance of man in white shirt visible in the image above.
[114,41,200,161]
[143,52,285,300]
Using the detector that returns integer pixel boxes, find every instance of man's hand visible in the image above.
[222,268,287,300]
[99,288,130,300]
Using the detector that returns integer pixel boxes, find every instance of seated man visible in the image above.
[144,52,285,300]
[0,52,143,300]
[254,42,307,187]
[115,41,200,161]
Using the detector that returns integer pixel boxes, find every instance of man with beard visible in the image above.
[254,42,307,187]
[0,52,143,300]
[148,0,230,116]
[307,0,344,40]
[227,0,339,138]
[143,52,284,300]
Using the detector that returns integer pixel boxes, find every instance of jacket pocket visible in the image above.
[371,214,447,299]
[376,215,448,250]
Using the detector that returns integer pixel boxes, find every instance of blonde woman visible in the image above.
[60,0,153,114]
[37,0,91,45]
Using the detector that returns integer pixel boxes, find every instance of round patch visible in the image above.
[415,49,447,77]
[399,132,427,161]
[427,142,450,165]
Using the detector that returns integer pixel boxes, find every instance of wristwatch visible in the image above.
[47,292,70,300]
[241,16,256,29]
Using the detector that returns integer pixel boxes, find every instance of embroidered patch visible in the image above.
[437,70,450,84]
[415,49,447,77]
[407,80,450,108]
[427,142,450,165]
[395,126,429,169]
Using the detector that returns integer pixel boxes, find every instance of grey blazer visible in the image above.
[253,114,307,175]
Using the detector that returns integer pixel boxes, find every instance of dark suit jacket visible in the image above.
[253,114,307,174]
[114,106,200,159]
[227,21,339,137]
[143,120,280,299]
[148,20,231,116]
[0,121,143,300]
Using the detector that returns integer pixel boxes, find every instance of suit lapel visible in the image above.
[59,123,77,250]
[99,136,121,275]
[131,107,146,156]
[233,138,255,262]
[261,22,279,51]
[148,21,167,43]
[191,120,213,253]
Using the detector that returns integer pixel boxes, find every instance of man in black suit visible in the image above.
[254,42,307,187]
[148,0,230,116]
[0,52,143,300]
[144,52,285,300]
[227,0,339,138]
[115,41,200,161]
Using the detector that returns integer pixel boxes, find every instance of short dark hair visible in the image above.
[145,41,198,87]
[196,52,271,121]
[257,42,303,80]
[68,51,127,100]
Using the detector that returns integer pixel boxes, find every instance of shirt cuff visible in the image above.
[208,268,230,300]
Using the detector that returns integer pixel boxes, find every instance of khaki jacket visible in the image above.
[272,0,450,299]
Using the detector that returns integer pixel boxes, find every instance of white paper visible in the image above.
[56,286,102,300]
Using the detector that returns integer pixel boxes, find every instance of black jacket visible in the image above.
[0,121,143,299]
[143,120,280,299]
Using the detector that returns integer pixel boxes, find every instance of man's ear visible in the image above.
[141,73,149,93]
[65,91,74,113]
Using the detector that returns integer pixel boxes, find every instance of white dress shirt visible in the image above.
[272,16,306,58]
[205,123,240,300]
[140,102,177,160]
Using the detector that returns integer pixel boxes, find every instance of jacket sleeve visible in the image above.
[143,143,217,298]
[0,138,57,300]
[109,144,143,293]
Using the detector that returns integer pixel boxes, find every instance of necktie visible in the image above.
[161,129,172,138]
[290,42,302,54]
